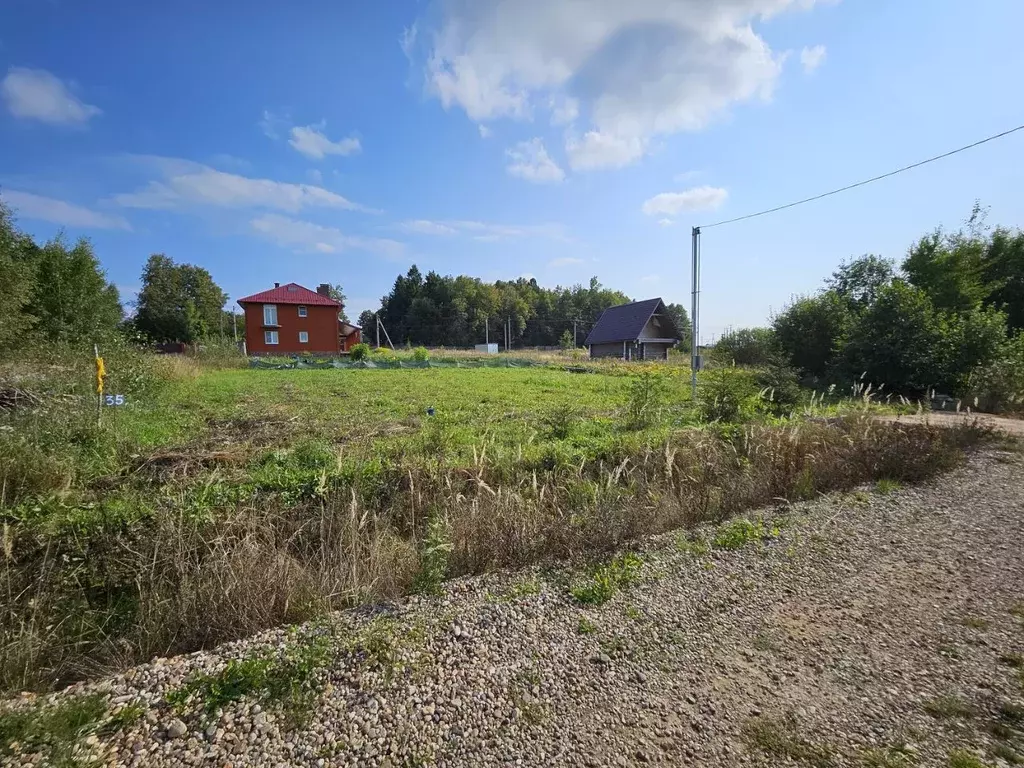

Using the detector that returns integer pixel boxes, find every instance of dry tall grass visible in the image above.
[0,416,990,693]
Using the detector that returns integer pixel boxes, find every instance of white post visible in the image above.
[691,226,701,399]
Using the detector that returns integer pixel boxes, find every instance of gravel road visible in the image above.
[4,446,1023,768]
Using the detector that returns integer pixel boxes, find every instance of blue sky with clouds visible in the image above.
[2,0,1023,341]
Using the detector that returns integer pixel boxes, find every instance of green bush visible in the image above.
[349,343,370,361]
[715,327,778,367]
[698,368,763,423]
[967,332,1024,413]
[624,370,668,429]
[412,346,429,362]
[754,364,802,416]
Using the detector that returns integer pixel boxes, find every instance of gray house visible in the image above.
[585,298,682,360]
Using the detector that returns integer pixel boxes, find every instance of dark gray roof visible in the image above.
[584,298,680,345]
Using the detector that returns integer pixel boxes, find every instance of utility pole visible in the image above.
[691,226,701,400]
[573,319,578,348]
[506,317,510,352]
[485,316,489,345]
[232,309,238,342]
[376,316,381,348]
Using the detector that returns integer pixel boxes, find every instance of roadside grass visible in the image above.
[741,712,834,767]
[0,692,141,766]
[923,694,978,719]
[875,479,904,495]
[859,744,917,767]
[947,750,994,768]
[1,354,993,694]
[570,553,644,605]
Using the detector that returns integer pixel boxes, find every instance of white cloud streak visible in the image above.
[505,138,565,183]
[1,67,101,125]
[398,218,569,242]
[288,124,362,159]
[114,158,375,214]
[251,214,405,259]
[548,256,584,267]
[2,189,130,230]
[642,186,728,217]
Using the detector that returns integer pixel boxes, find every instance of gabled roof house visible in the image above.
[584,297,682,360]
[237,282,361,355]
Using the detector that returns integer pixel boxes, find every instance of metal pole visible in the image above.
[232,310,238,342]
[691,226,700,400]
[376,316,380,348]
[485,316,489,345]
[573,319,577,347]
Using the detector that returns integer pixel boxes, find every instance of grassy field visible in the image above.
[0,349,987,694]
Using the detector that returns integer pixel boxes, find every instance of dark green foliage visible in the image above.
[772,292,853,381]
[698,367,763,423]
[827,254,895,308]
[374,267,631,348]
[322,283,349,322]
[663,302,691,352]
[715,327,777,367]
[349,342,370,361]
[754,364,802,415]
[0,202,39,352]
[968,332,1024,412]
[134,254,227,343]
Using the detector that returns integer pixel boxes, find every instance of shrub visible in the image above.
[624,370,668,429]
[349,343,370,361]
[714,327,778,367]
[412,346,429,362]
[697,368,763,423]
[967,332,1024,413]
[754,364,802,416]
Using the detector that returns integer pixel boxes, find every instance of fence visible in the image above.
[249,357,553,370]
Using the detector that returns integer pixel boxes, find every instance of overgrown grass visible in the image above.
[570,553,644,605]
[741,712,834,766]
[923,693,977,719]
[0,353,992,694]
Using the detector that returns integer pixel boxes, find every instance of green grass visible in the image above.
[923,694,977,719]
[0,693,128,766]
[874,478,903,495]
[570,553,644,605]
[712,517,779,550]
[741,713,834,767]
[860,745,917,767]
[947,750,993,768]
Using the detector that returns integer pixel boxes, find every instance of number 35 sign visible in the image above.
[104,394,127,406]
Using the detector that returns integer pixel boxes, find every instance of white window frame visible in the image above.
[264,330,279,345]
[263,304,278,326]
[298,305,308,318]
[298,331,309,344]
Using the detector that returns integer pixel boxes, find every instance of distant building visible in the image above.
[237,282,359,355]
[584,298,682,360]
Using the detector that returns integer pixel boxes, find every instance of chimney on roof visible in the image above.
[274,282,280,288]
[316,284,331,297]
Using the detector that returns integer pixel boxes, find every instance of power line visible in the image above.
[701,122,1024,230]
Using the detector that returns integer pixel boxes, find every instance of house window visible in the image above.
[298,305,307,318]
[263,304,278,326]
[264,330,279,345]
[298,331,309,344]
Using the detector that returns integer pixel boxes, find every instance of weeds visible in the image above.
[713,517,779,550]
[570,553,644,605]
[413,509,453,595]
[960,616,990,630]
[0,693,112,766]
[860,745,917,767]
[923,694,977,719]
[947,750,993,768]
[675,533,710,558]
[741,712,834,767]
[506,575,542,599]
[875,478,903,494]
[576,617,597,635]
[166,629,334,724]
[624,371,667,430]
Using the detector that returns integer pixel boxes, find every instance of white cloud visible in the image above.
[640,274,661,282]
[399,218,569,242]
[549,95,579,126]
[566,131,645,171]
[658,218,674,227]
[478,124,492,138]
[259,110,286,140]
[3,189,130,230]
[400,219,459,235]
[416,0,820,169]
[251,214,405,259]
[114,158,375,214]
[288,123,362,160]
[642,186,728,217]
[548,256,584,267]
[800,44,827,74]
[505,138,565,183]
[1,67,101,125]
[307,169,324,185]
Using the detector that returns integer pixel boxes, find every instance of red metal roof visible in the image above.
[236,283,340,306]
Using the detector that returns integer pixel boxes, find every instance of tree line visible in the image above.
[359,265,691,349]
[716,205,1024,406]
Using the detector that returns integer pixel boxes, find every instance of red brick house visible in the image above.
[237,282,361,355]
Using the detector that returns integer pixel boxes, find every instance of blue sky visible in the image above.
[1,0,1023,342]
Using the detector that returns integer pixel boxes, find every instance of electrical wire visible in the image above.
[700,123,1024,230]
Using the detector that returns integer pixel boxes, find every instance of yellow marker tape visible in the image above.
[96,356,106,395]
